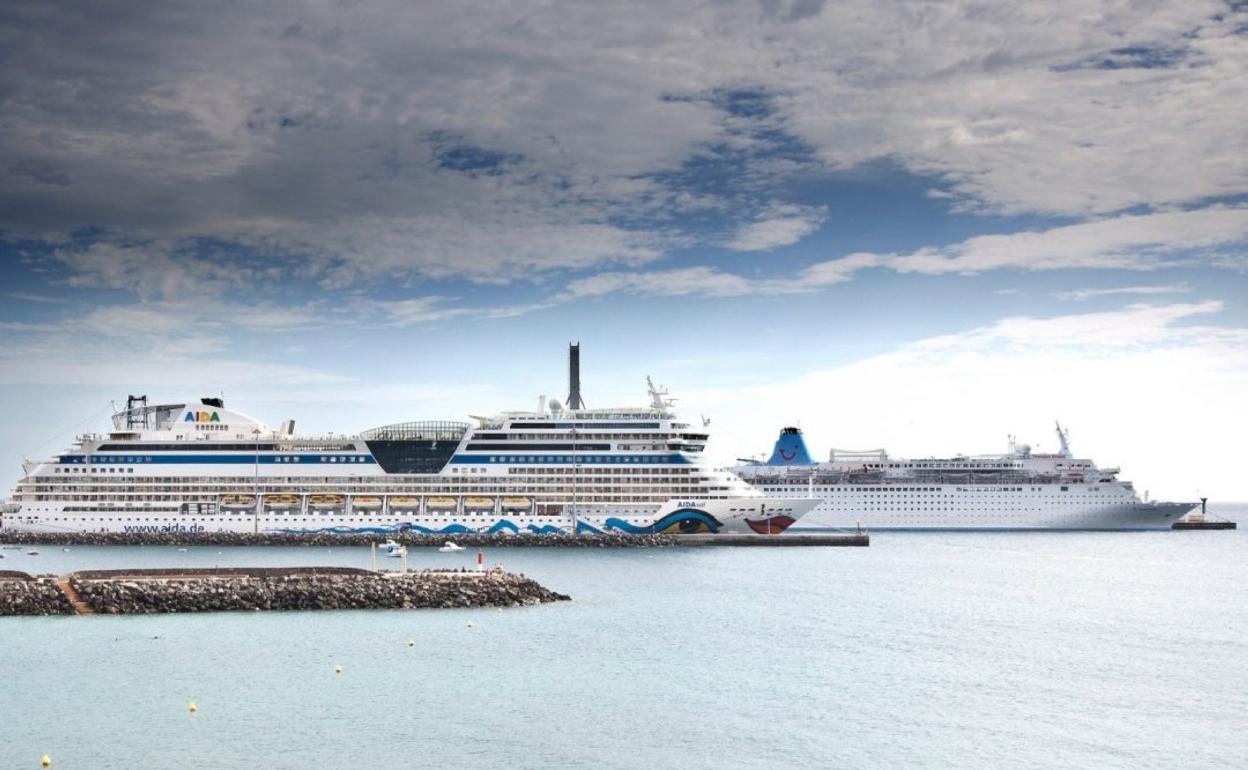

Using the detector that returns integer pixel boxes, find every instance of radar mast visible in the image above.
[1055,421,1072,458]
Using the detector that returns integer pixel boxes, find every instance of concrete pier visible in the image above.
[1172,499,1236,530]
[1172,520,1237,530]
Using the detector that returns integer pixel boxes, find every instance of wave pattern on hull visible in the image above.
[603,509,721,535]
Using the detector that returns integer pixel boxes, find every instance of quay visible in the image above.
[677,532,869,547]
[0,566,569,616]
[1172,498,1237,530]
[1173,520,1237,530]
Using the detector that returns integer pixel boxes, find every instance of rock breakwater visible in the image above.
[1,567,569,615]
[0,573,75,615]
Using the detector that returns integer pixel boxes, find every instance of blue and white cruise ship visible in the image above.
[2,362,815,536]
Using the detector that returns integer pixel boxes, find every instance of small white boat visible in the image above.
[382,539,402,554]
[177,547,188,553]
[26,549,39,556]
[62,547,71,552]
[438,542,465,553]
[387,545,408,558]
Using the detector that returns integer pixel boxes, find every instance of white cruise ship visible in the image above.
[1,352,816,536]
[733,425,1196,531]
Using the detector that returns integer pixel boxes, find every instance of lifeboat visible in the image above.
[464,496,494,509]
[501,497,531,510]
[353,496,382,509]
[426,497,457,510]
[263,493,299,507]
[308,494,345,507]
[389,496,419,507]
[220,494,257,507]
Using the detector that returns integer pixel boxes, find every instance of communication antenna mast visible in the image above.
[646,376,675,410]
[1055,421,1072,458]
[125,394,148,431]
[567,343,585,410]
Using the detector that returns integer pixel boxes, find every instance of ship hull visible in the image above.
[782,498,1194,531]
[0,497,817,536]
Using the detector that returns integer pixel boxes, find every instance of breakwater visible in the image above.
[0,531,675,548]
[0,567,569,615]
[0,572,74,615]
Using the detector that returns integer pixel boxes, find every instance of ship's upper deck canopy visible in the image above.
[110,399,268,435]
[359,421,470,442]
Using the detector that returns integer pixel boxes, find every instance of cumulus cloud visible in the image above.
[727,205,827,251]
[686,301,1248,499]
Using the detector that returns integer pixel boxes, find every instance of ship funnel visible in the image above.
[767,426,814,466]
[567,342,585,410]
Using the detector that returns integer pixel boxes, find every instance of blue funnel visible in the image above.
[766,427,813,465]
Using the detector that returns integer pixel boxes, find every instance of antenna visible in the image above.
[567,343,585,410]
[1055,421,1071,458]
[125,394,147,431]
[646,376,675,410]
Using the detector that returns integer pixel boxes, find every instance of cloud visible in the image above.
[1053,284,1192,301]
[562,267,761,299]
[550,206,1248,300]
[685,301,1248,499]
[727,205,827,251]
[803,206,1248,283]
[2,0,1245,294]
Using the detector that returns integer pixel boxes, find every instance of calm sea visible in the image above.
[2,504,1245,769]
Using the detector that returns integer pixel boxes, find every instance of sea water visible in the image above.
[1,504,1245,769]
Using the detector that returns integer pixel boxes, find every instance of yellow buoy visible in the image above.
[334,664,342,674]
[407,638,415,647]
[188,702,197,714]
[466,622,474,628]
[41,756,51,767]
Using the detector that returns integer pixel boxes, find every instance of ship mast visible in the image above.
[1055,421,1072,458]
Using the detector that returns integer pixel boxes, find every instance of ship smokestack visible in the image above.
[567,343,585,410]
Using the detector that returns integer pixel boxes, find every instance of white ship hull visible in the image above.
[754,485,1193,531]
[2,497,815,537]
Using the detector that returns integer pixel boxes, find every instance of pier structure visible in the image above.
[1172,498,1237,530]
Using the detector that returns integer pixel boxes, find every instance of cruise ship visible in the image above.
[734,425,1196,530]
[1,349,815,536]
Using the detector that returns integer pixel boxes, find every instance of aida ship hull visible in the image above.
[2,497,815,536]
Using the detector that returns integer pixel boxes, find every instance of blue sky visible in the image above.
[2,0,1247,499]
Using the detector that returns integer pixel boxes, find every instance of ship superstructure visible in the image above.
[3,354,815,536]
[734,424,1195,531]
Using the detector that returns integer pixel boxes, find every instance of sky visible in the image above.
[1,0,1246,501]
